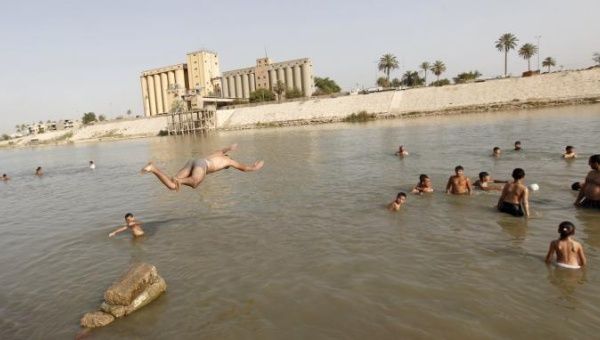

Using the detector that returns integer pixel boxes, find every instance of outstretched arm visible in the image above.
[109,226,127,238]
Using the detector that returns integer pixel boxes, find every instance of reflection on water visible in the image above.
[1,104,600,339]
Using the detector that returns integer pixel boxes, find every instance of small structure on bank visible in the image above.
[80,263,166,328]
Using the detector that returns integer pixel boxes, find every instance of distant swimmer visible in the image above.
[411,174,434,194]
[35,166,43,176]
[563,145,577,159]
[474,171,507,191]
[89,161,96,169]
[545,221,587,269]
[571,181,583,191]
[141,143,264,191]
[492,147,501,157]
[1,174,9,181]
[388,192,407,211]
[446,165,472,195]
[514,141,522,151]
[395,145,409,157]
[497,168,529,217]
[109,213,144,238]
[574,154,600,209]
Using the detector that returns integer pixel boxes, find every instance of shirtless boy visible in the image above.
[1,174,9,181]
[109,213,145,238]
[388,192,407,211]
[446,166,472,195]
[545,221,587,269]
[474,171,507,191]
[142,144,264,191]
[411,174,434,194]
[497,168,529,217]
[574,154,600,209]
[395,145,409,157]
[492,147,501,157]
[35,166,43,176]
[514,141,522,151]
[562,146,577,159]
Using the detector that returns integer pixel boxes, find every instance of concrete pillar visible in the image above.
[235,75,242,99]
[160,73,169,112]
[302,64,312,97]
[293,65,302,91]
[285,67,293,89]
[147,75,157,116]
[175,69,185,92]
[227,76,235,97]
[141,76,150,117]
[167,72,175,91]
[222,76,229,97]
[277,68,285,88]
[249,73,256,92]
[154,74,164,113]
[269,69,277,89]
[242,74,250,99]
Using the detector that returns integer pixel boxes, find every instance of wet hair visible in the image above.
[515,141,521,145]
[511,168,525,180]
[455,165,464,172]
[396,192,407,199]
[479,171,489,181]
[89,160,94,164]
[419,174,429,182]
[493,147,500,152]
[590,154,600,164]
[124,213,134,219]
[571,182,581,191]
[558,221,575,240]
[36,166,42,171]
[565,145,574,151]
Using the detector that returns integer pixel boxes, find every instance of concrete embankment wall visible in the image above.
[216,68,600,129]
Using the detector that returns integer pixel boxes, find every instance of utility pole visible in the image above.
[535,35,541,71]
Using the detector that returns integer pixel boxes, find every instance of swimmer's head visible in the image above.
[419,174,429,183]
[511,168,525,180]
[493,147,501,155]
[124,212,134,223]
[36,166,42,171]
[558,221,575,240]
[89,160,94,164]
[565,145,574,153]
[571,182,582,191]
[395,192,407,204]
[589,154,600,169]
[479,171,490,181]
[514,141,522,150]
[455,165,464,175]
[399,145,404,150]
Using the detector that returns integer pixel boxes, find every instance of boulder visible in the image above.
[80,311,115,328]
[100,276,167,317]
[104,263,158,306]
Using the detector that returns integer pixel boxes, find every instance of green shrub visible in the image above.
[342,111,377,122]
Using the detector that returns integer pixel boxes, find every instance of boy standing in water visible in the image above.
[446,165,472,195]
[497,168,530,217]
[514,141,522,151]
[474,172,507,191]
[388,192,407,211]
[411,174,434,194]
[563,146,577,159]
[545,221,587,269]
[395,145,409,157]
[492,147,501,157]
[109,213,145,238]
[574,154,600,209]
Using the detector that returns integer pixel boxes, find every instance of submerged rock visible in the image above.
[100,276,167,317]
[80,311,115,328]
[104,263,159,306]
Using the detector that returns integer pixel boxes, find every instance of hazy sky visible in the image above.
[1,0,599,133]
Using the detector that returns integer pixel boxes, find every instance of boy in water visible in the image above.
[395,145,409,157]
[574,154,600,209]
[89,161,96,169]
[35,166,43,176]
[514,141,522,151]
[109,213,145,238]
[411,174,434,194]
[545,221,586,269]
[492,147,501,157]
[142,143,264,191]
[497,168,530,217]
[562,146,576,159]
[1,174,9,181]
[388,192,407,211]
[446,165,472,195]
[474,171,507,191]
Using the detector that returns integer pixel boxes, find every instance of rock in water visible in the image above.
[104,263,158,306]
[80,311,115,328]
[100,276,167,317]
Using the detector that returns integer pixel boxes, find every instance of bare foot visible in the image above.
[172,177,181,191]
[251,160,264,171]
[141,162,154,174]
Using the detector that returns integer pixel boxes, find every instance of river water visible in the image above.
[1,104,599,339]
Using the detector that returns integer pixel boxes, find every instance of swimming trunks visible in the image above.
[579,198,600,209]
[498,201,524,217]
[193,159,210,172]
[556,262,581,269]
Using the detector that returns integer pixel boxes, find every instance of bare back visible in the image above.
[583,170,600,200]
[550,239,585,267]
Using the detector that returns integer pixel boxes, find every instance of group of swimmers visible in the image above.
[1,161,98,180]
[389,142,599,269]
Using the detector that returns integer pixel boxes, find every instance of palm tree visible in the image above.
[593,52,600,65]
[495,33,519,77]
[518,43,538,71]
[420,62,431,85]
[401,71,423,87]
[542,57,556,72]
[273,80,286,102]
[378,54,399,83]
[430,60,447,82]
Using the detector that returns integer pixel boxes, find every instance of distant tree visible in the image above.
[20,124,26,132]
[170,99,185,113]
[82,112,97,125]
[98,114,106,122]
[420,62,431,85]
[542,57,556,72]
[249,88,275,103]
[518,43,538,71]
[273,80,286,102]
[431,79,451,87]
[453,71,482,84]
[2,134,10,141]
[285,87,304,99]
[314,77,341,95]
[376,77,390,88]
[391,78,402,88]
[401,71,424,87]
[378,54,399,82]
[430,60,447,82]
[593,52,600,65]
[15,124,20,132]
[126,109,132,116]
[495,33,519,77]
[38,120,43,125]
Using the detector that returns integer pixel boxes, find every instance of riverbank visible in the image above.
[2,67,599,149]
